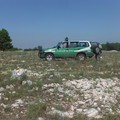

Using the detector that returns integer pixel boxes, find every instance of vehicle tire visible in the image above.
[45,53,54,61]
[77,53,86,61]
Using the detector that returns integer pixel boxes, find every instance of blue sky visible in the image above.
[0,0,120,48]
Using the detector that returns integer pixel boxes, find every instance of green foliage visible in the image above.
[102,42,120,51]
[4,106,12,113]
[26,102,47,120]
[0,28,13,50]
[24,47,39,51]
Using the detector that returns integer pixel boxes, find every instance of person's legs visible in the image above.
[95,53,97,60]
[96,53,101,61]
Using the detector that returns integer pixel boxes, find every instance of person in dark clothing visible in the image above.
[91,42,102,61]
[94,44,102,61]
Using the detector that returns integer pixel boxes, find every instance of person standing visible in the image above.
[94,43,102,61]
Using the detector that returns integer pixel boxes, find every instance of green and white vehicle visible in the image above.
[38,41,102,61]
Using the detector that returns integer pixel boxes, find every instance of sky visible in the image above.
[0,0,120,49]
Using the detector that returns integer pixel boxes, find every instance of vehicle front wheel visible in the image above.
[45,53,54,61]
[77,53,86,61]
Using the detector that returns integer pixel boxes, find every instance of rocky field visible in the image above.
[0,51,120,120]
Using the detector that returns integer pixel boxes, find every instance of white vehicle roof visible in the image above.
[62,40,90,42]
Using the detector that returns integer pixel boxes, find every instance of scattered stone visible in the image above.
[12,68,26,79]
[6,85,14,90]
[0,87,5,92]
[27,80,33,86]
[48,107,74,118]
[45,78,120,118]
[84,108,99,117]
[1,103,7,108]
[11,99,24,108]
[57,86,64,93]
[76,108,83,113]
[22,80,33,86]
[65,80,72,87]
[37,117,45,120]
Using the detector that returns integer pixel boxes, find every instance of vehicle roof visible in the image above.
[61,40,90,42]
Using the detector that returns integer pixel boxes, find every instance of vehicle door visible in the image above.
[77,42,93,56]
[54,42,70,58]
[66,42,79,57]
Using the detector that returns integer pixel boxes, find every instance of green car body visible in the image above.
[39,41,95,61]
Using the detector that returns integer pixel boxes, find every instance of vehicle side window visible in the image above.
[59,42,68,48]
[69,42,78,48]
[78,42,89,47]
[85,42,89,47]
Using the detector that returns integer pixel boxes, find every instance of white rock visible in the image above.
[63,111,74,118]
[48,108,74,118]
[95,115,102,119]
[97,107,101,111]
[93,102,98,107]
[38,117,45,120]
[11,99,24,108]
[65,80,72,87]
[82,83,92,90]
[11,103,19,108]
[70,105,75,111]
[27,80,33,86]
[76,83,81,89]
[1,103,7,108]
[22,80,33,86]
[35,87,39,91]
[77,101,85,105]
[76,109,83,113]
[0,87,5,92]
[73,94,79,100]
[58,87,64,93]
[4,97,9,101]
[6,85,14,90]
[71,81,77,86]
[15,99,24,105]
[12,91,16,94]
[48,88,54,92]
[84,108,99,117]
[12,68,27,80]
[22,81,27,85]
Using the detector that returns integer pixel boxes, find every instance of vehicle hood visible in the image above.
[44,47,56,52]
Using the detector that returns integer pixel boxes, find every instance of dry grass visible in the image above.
[0,50,120,120]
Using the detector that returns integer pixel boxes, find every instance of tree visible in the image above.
[0,28,13,50]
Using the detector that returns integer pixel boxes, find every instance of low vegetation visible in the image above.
[0,50,120,120]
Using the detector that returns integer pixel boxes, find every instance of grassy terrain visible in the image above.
[0,51,120,120]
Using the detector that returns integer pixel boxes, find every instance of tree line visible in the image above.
[0,28,120,51]
[102,42,120,51]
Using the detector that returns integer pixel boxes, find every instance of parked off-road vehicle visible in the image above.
[38,41,102,61]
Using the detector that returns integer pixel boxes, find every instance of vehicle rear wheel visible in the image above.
[77,53,86,61]
[45,53,54,61]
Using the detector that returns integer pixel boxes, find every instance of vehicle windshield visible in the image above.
[57,42,62,47]
[56,42,62,48]
[52,42,61,48]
